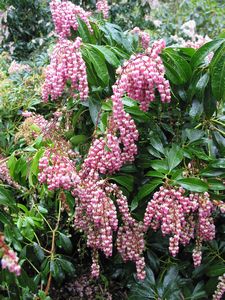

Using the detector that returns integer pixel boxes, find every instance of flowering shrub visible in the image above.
[0,0,225,299]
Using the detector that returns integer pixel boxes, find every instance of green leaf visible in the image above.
[211,159,225,168]
[203,84,217,118]
[189,100,203,119]
[77,18,95,43]
[89,45,120,67]
[70,135,87,146]
[185,129,204,143]
[145,170,164,178]
[0,211,11,224]
[167,144,183,171]
[191,282,207,300]
[50,260,61,280]
[150,159,169,173]
[207,179,225,190]
[7,154,17,178]
[85,48,109,86]
[0,187,15,208]
[191,39,224,68]
[206,263,225,277]
[88,98,101,125]
[30,148,45,176]
[59,232,73,253]
[149,136,165,154]
[195,72,210,102]
[33,242,45,262]
[211,43,225,101]
[109,175,134,192]
[162,266,178,289]
[176,178,208,192]
[128,267,156,300]
[162,49,192,84]
[136,179,162,201]
[58,258,75,276]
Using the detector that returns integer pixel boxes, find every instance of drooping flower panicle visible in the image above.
[144,186,216,266]
[50,0,92,38]
[42,37,88,102]
[114,39,171,112]
[213,273,225,300]
[96,0,109,19]
[131,27,151,49]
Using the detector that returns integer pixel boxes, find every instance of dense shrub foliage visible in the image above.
[0,1,225,299]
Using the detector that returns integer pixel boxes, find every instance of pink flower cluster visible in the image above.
[114,39,171,112]
[96,0,109,19]
[8,60,31,74]
[144,186,215,267]
[50,0,92,38]
[0,233,21,276]
[182,34,211,49]
[110,184,146,280]
[213,273,225,300]
[38,148,77,190]
[74,178,118,258]
[42,37,88,102]
[24,113,49,137]
[83,133,123,174]
[0,155,20,188]
[131,27,151,49]
[37,39,173,280]
[17,111,65,146]
[74,179,146,279]
[117,223,146,280]
[215,200,225,214]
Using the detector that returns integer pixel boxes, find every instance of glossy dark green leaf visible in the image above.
[211,159,225,168]
[58,258,75,276]
[128,267,156,300]
[162,49,192,84]
[203,84,217,118]
[85,48,109,85]
[145,170,164,178]
[0,187,15,208]
[50,260,60,279]
[149,136,165,154]
[150,160,169,173]
[167,144,183,171]
[89,45,120,67]
[59,232,73,253]
[30,148,45,176]
[210,43,225,101]
[206,263,225,277]
[207,179,225,191]
[88,98,101,125]
[70,135,87,146]
[191,39,224,68]
[33,242,45,262]
[109,175,134,192]
[191,282,207,300]
[176,178,208,192]
[136,179,162,201]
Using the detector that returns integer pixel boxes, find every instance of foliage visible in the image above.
[0,0,53,59]
[151,0,225,39]
[0,1,225,299]
[109,0,152,31]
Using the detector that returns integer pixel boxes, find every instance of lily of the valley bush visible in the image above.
[0,0,225,299]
